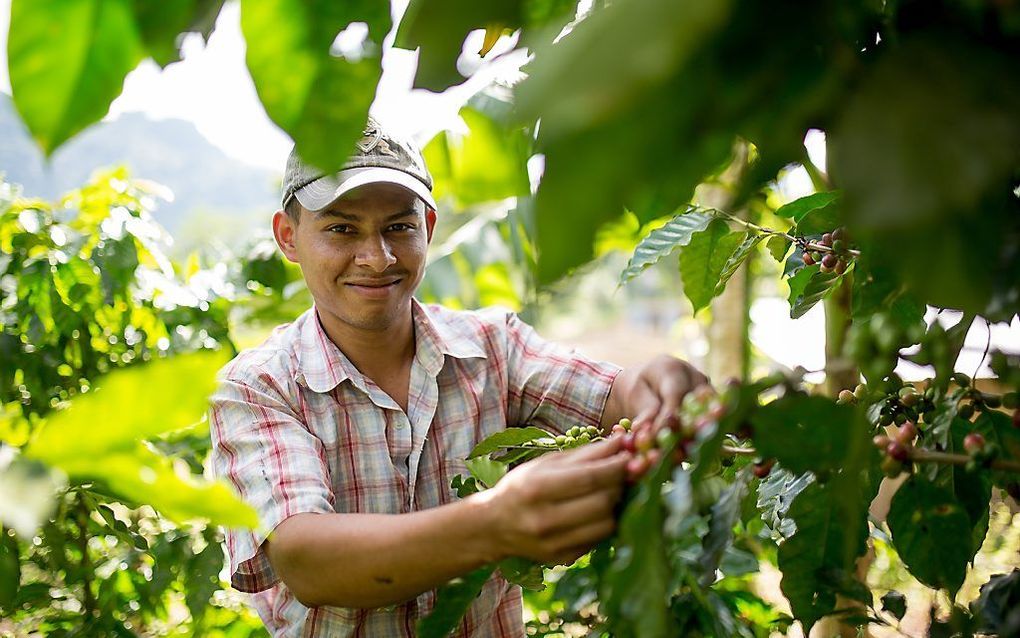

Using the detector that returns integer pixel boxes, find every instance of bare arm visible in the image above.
[266,437,630,609]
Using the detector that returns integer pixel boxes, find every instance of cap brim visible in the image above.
[295,167,437,212]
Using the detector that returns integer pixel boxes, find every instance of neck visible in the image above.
[317,306,416,383]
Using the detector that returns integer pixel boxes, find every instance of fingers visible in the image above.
[545,518,617,564]
[540,452,629,501]
[541,485,622,535]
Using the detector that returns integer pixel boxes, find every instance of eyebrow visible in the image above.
[314,208,419,223]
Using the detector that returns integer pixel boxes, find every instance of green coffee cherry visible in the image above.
[951,372,971,387]
[586,425,600,438]
[555,435,567,446]
[567,426,580,438]
[577,432,591,444]
[618,418,632,431]
[958,403,975,420]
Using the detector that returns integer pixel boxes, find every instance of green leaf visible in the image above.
[131,0,225,67]
[416,566,496,638]
[52,259,102,312]
[395,0,521,91]
[466,426,552,459]
[25,350,231,463]
[887,477,972,595]
[601,450,672,638]
[714,232,763,295]
[8,0,145,155]
[774,192,840,223]
[497,556,545,591]
[776,478,871,633]
[678,218,745,313]
[767,235,792,263]
[619,208,713,285]
[790,269,843,319]
[932,423,991,556]
[241,0,389,172]
[185,540,224,626]
[0,532,19,611]
[423,107,531,208]
[750,395,874,477]
[972,410,1020,490]
[464,456,507,489]
[699,468,751,584]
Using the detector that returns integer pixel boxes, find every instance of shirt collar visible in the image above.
[295,301,487,393]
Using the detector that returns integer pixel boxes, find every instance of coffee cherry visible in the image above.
[984,394,1002,409]
[753,458,775,479]
[879,413,894,427]
[822,253,838,269]
[951,372,971,387]
[832,239,846,254]
[803,252,816,266]
[963,432,986,454]
[886,441,910,461]
[585,425,600,438]
[958,403,975,420]
[896,421,917,443]
[821,233,833,246]
[618,418,633,431]
[635,429,655,453]
[899,386,920,407]
[894,412,908,425]
[555,435,567,446]
[873,434,891,448]
[832,227,847,241]
[834,259,848,275]
[837,389,855,404]
[820,263,833,274]
[810,251,822,263]
[854,384,867,401]
[567,426,581,438]
[577,432,592,444]
[564,436,576,446]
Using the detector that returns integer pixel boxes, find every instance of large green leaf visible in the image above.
[417,566,496,638]
[750,395,874,477]
[395,0,523,92]
[8,0,145,156]
[678,218,745,313]
[131,0,225,67]
[466,426,552,459]
[887,477,972,595]
[790,269,843,319]
[600,450,673,638]
[933,424,990,556]
[423,107,531,208]
[619,209,713,284]
[776,478,871,633]
[241,0,389,172]
[699,468,751,584]
[774,192,840,224]
[25,350,230,462]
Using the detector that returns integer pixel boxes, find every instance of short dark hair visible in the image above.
[284,197,303,224]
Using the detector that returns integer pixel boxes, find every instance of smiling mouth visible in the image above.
[345,279,401,288]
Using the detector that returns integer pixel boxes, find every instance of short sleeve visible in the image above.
[209,370,334,593]
[505,313,622,434]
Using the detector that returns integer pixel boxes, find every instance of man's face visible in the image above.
[273,183,436,335]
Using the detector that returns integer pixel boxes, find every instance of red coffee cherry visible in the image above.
[963,432,986,454]
[886,441,910,461]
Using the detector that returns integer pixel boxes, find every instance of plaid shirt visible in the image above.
[209,300,620,637]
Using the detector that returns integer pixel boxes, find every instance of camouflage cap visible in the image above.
[281,117,436,212]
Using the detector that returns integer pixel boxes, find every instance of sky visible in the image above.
[0,0,526,172]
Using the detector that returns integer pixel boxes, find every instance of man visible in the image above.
[209,118,707,636]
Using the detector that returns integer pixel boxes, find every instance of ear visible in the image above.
[425,207,438,243]
[272,210,300,263]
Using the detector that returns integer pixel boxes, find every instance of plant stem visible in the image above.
[708,208,862,257]
[721,443,1020,473]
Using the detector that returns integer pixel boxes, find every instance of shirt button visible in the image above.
[395,420,407,429]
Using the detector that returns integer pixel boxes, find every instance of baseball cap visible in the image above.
[282,117,437,212]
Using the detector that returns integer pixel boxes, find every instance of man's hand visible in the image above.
[481,437,630,566]
[604,354,710,433]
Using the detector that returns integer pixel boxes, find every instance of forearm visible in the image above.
[268,491,503,609]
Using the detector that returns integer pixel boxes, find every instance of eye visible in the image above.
[388,223,415,232]
[326,224,355,234]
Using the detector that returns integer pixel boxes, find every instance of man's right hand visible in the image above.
[478,436,631,566]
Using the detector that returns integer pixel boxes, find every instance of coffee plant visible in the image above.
[0,172,263,635]
[4,0,1020,635]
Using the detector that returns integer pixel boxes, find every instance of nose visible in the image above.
[354,232,397,272]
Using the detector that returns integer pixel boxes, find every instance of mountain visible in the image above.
[0,93,281,248]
